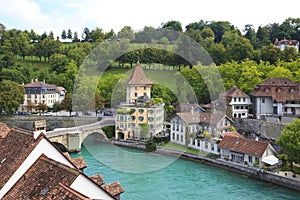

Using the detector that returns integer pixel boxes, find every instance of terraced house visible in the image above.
[115,62,164,140]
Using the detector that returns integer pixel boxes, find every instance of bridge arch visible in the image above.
[52,142,68,152]
[81,131,108,144]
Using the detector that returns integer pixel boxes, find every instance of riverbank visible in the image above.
[111,140,300,192]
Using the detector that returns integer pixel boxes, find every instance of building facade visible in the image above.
[250,78,300,119]
[274,38,299,52]
[170,112,232,149]
[218,136,278,167]
[115,62,164,140]
[19,79,66,111]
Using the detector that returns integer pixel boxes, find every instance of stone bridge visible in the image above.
[46,118,115,152]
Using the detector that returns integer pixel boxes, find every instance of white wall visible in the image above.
[71,175,114,200]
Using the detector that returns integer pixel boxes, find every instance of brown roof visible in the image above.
[274,38,299,46]
[223,86,249,98]
[220,131,244,138]
[250,78,300,102]
[103,182,124,197]
[0,122,10,139]
[0,128,42,189]
[126,62,153,85]
[218,136,270,157]
[175,112,200,124]
[90,174,105,186]
[63,152,87,170]
[24,81,57,88]
[2,154,84,200]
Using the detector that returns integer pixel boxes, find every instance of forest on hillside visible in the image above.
[1,18,300,115]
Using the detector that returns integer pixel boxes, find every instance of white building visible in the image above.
[250,78,300,119]
[19,79,66,111]
[274,38,299,52]
[218,135,278,167]
[170,111,232,154]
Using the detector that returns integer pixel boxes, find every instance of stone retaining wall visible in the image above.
[0,116,98,131]
[233,118,286,139]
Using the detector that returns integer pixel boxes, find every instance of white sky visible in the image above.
[0,0,299,38]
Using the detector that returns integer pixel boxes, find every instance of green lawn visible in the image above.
[159,142,209,156]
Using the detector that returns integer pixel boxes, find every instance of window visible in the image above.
[261,98,265,103]
[144,93,146,96]
[234,98,236,102]
[135,93,137,97]
[27,94,31,98]
[138,109,144,114]
[248,156,253,163]
[135,87,138,90]
[176,134,179,141]
[172,133,175,140]
[205,142,208,149]
[180,135,183,142]
[144,86,147,90]
[243,98,246,102]
[131,116,136,121]
[239,98,241,102]
[235,106,239,110]
[138,116,144,121]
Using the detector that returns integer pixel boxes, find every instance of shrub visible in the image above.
[102,126,115,139]
[145,138,156,151]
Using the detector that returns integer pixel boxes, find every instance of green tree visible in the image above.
[61,30,67,40]
[37,102,47,113]
[276,118,300,172]
[16,32,30,60]
[118,26,135,41]
[73,31,79,42]
[61,93,73,116]
[267,66,293,79]
[0,80,24,113]
[238,65,263,93]
[49,53,69,73]
[162,20,183,32]
[67,29,72,39]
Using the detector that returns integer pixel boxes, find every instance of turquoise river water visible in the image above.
[71,135,300,200]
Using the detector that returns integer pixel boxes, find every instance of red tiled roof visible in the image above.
[0,128,42,189]
[221,86,249,98]
[90,174,105,186]
[0,122,10,139]
[103,182,124,197]
[2,154,82,200]
[63,152,87,170]
[218,136,269,157]
[24,81,57,88]
[250,78,300,102]
[274,38,299,46]
[220,131,244,138]
[126,62,153,85]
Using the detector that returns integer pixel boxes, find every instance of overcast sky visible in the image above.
[1,0,299,38]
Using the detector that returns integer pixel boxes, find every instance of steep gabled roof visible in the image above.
[63,152,87,170]
[126,62,153,85]
[24,81,57,88]
[2,154,84,200]
[218,136,270,157]
[221,86,249,98]
[0,127,43,189]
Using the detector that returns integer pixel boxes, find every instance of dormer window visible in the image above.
[265,88,270,93]
[289,88,294,93]
[276,88,281,93]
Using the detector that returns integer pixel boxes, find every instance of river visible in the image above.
[71,135,300,200]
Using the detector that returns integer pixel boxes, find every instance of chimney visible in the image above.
[35,78,38,82]
[236,136,239,144]
[43,79,45,84]
[191,106,194,115]
[31,79,33,83]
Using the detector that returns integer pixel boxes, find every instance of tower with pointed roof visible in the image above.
[125,62,153,104]
[115,62,164,140]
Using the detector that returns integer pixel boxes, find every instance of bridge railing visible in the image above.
[46,119,115,137]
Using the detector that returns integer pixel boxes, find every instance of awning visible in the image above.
[262,155,279,165]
